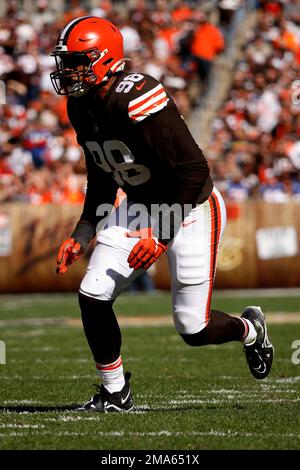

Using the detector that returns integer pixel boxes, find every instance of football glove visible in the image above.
[56,238,83,274]
[126,228,167,270]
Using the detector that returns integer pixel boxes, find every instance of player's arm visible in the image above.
[57,99,117,274]
[56,156,117,274]
[139,103,211,207]
[56,159,117,274]
[56,173,95,275]
[126,84,212,269]
[127,79,212,222]
[140,103,212,238]
[73,155,116,244]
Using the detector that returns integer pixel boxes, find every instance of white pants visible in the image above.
[80,188,226,335]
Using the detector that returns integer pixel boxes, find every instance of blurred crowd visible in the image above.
[0,0,230,204]
[2,0,299,206]
[208,0,300,202]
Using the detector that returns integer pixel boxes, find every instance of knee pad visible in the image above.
[173,307,207,336]
[80,269,116,301]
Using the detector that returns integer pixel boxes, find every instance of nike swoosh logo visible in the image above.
[121,390,131,405]
[253,363,266,374]
[182,220,197,228]
[136,80,146,91]
[78,38,91,42]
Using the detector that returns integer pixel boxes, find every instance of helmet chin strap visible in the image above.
[67,58,132,97]
[96,58,131,97]
[96,74,118,97]
[101,58,131,83]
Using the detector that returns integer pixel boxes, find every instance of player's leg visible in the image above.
[168,188,245,343]
[168,188,273,379]
[77,205,146,411]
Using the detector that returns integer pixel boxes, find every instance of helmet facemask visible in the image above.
[50,48,110,97]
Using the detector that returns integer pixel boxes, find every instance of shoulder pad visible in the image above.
[128,82,169,122]
[113,73,169,123]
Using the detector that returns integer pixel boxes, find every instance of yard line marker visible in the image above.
[0,424,45,429]
[0,430,299,439]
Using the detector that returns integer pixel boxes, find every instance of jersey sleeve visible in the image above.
[67,97,118,230]
[121,75,169,123]
[128,83,169,123]
[80,153,118,230]
[137,100,212,205]
[136,100,213,244]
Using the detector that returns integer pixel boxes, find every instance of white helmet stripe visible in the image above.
[59,16,94,43]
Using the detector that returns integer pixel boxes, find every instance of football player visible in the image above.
[52,17,274,412]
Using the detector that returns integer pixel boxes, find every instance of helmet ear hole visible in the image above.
[89,49,100,60]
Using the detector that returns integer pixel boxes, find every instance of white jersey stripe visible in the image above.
[128,84,163,109]
[131,100,169,122]
[129,90,167,117]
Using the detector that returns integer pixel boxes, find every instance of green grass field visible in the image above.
[0,291,299,450]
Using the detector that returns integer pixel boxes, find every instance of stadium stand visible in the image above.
[0,0,299,204]
[0,0,227,204]
[207,0,300,202]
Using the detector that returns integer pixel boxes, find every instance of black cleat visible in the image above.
[75,372,133,412]
[242,306,274,380]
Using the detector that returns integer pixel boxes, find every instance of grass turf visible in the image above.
[0,292,299,450]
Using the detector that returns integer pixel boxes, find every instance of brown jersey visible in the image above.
[67,71,213,242]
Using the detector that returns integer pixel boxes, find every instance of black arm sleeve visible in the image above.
[81,150,118,218]
[67,98,118,249]
[81,154,117,226]
[137,104,213,243]
[71,155,118,250]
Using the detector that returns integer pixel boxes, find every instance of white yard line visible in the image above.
[1,396,299,410]
[167,398,300,404]
[0,424,45,428]
[0,429,299,439]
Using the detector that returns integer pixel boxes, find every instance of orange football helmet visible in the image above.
[50,16,126,97]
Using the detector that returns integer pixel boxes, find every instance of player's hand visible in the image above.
[56,238,83,274]
[126,228,167,270]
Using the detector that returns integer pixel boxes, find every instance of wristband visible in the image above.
[71,220,95,252]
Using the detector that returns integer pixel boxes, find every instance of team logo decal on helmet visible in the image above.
[50,16,127,97]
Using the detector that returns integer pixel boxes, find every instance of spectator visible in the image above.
[208,2,300,202]
[120,19,142,54]
[190,12,225,93]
